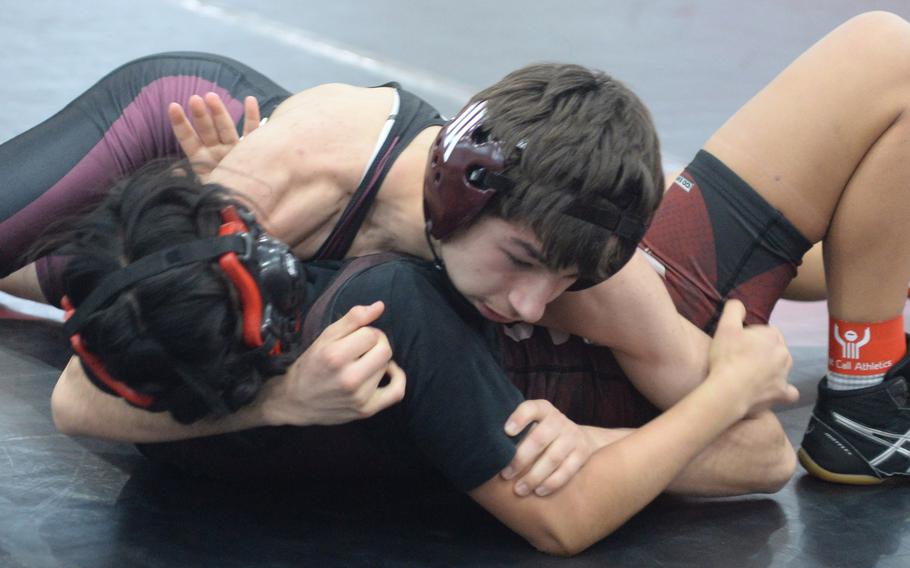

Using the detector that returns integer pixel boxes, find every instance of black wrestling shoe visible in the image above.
[798,353,910,485]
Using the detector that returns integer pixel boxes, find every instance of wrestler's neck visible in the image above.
[359,125,439,261]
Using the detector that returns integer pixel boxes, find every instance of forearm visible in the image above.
[582,410,792,497]
[544,252,712,409]
[52,357,270,442]
[473,378,745,555]
[614,314,711,409]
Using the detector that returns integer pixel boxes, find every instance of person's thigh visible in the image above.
[0,52,292,303]
[703,11,910,242]
[641,151,811,332]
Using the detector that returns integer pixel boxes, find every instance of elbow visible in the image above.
[50,376,85,437]
[523,509,609,557]
[531,537,588,558]
[528,530,582,557]
[50,392,78,436]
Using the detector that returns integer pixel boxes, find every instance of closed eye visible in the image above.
[504,251,534,269]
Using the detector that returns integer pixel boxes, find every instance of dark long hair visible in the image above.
[47,164,292,423]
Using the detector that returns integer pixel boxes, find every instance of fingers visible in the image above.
[187,94,220,147]
[203,92,241,144]
[322,325,388,372]
[517,446,586,497]
[357,360,407,418]
[241,96,261,138]
[500,401,590,497]
[342,328,394,388]
[322,319,402,416]
[168,102,202,157]
[503,399,543,438]
[321,302,385,341]
[500,400,560,483]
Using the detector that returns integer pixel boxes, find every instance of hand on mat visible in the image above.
[501,399,596,497]
[168,92,261,179]
[258,301,406,427]
[708,300,799,418]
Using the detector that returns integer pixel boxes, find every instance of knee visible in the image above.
[847,10,908,30]
[840,12,910,70]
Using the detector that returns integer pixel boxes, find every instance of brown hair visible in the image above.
[471,63,664,279]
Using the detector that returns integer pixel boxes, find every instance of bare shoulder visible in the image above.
[264,82,397,177]
[272,82,397,129]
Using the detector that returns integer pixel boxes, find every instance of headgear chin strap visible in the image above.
[62,205,306,409]
[422,100,649,290]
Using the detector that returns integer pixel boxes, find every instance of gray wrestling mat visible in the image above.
[2,2,910,566]
[2,315,906,567]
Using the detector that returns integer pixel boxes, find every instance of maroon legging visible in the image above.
[0,52,291,305]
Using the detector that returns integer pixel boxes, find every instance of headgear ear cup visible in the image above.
[423,101,513,239]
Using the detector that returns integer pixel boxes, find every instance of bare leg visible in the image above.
[783,243,827,301]
[705,11,910,320]
[703,12,910,483]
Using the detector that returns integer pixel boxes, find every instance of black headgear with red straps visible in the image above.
[62,205,306,410]
[423,101,649,290]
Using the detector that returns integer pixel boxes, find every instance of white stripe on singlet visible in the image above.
[357,90,401,186]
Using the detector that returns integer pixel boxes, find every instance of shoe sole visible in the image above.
[797,448,883,485]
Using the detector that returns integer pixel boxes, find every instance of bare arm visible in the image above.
[52,303,406,442]
[52,356,268,442]
[472,301,798,556]
[542,250,711,409]
[500,400,793,499]
[472,382,747,555]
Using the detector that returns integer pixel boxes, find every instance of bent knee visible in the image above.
[837,12,910,81]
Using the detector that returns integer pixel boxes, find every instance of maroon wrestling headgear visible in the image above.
[422,101,649,289]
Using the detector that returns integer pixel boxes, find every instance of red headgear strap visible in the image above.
[61,296,155,408]
[218,206,266,348]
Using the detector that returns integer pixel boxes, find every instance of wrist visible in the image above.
[582,426,634,451]
[695,370,749,423]
[254,376,289,427]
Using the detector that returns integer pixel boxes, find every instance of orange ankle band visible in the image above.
[828,315,906,377]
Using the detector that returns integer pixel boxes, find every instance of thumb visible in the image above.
[715,299,747,336]
[323,301,385,340]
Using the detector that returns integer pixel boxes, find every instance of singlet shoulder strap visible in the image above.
[300,253,403,347]
[312,85,446,260]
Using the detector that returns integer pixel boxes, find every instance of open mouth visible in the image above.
[476,302,516,324]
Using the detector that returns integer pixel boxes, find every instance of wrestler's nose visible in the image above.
[508,275,561,324]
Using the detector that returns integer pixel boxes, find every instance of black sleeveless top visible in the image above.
[312,84,446,260]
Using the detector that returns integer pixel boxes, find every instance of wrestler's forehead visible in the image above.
[470,217,542,250]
